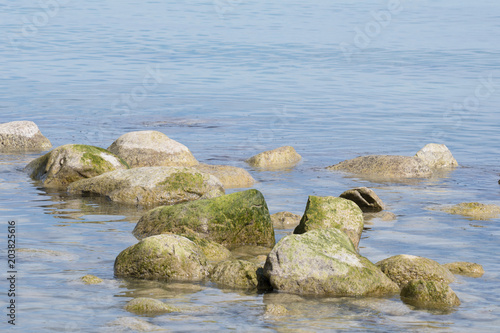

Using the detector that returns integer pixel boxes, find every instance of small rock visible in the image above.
[124,297,179,316]
[270,211,301,229]
[339,187,384,212]
[264,304,288,316]
[194,163,255,188]
[108,130,198,167]
[80,274,103,285]
[0,121,52,152]
[107,317,165,332]
[414,143,458,168]
[440,202,500,220]
[210,259,271,291]
[246,146,301,169]
[442,262,484,278]
[364,211,397,222]
[400,280,460,309]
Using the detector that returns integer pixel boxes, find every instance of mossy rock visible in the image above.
[133,189,275,248]
[194,163,255,189]
[0,121,52,152]
[400,280,460,309]
[293,196,364,249]
[440,202,500,220]
[210,259,271,291]
[263,229,399,296]
[24,144,128,188]
[183,235,232,262]
[442,261,484,278]
[246,146,301,169]
[376,254,455,288]
[114,234,209,281]
[124,297,179,316]
[80,274,103,285]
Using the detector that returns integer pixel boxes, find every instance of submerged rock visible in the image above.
[376,254,455,288]
[271,211,302,229]
[124,297,179,316]
[442,261,484,278]
[194,163,255,188]
[210,259,271,291]
[25,144,129,187]
[133,189,275,248]
[246,146,301,169]
[80,274,103,285]
[107,317,165,332]
[440,202,500,220]
[0,121,52,152]
[400,280,460,309]
[264,304,288,317]
[339,187,384,213]
[108,130,198,167]
[414,143,458,169]
[67,166,224,206]
[263,229,399,296]
[293,196,364,249]
[114,234,209,281]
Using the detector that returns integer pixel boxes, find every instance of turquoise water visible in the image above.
[1,0,500,331]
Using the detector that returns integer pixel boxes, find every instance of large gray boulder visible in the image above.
[108,130,198,168]
[293,196,364,249]
[0,121,52,152]
[194,163,255,189]
[133,189,275,248]
[263,229,399,296]
[25,144,129,187]
[246,146,301,169]
[67,166,224,206]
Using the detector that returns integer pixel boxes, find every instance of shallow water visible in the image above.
[1,0,500,331]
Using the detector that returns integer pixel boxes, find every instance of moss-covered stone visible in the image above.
[440,202,500,220]
[442,261,484,278]
[0,121,52,152]
[194,163,255,189]
[339,187,384,213]
[263,229,399,296]
[114,234,209,281]
[376,254,455,288]
[400,280,460,309]
[124,297,179,316]
[80,274,103,285]
[246,146,301,169]
[183,235,232,262]
[271,211,301,229]
[210,259,271,291]
[24,144,128,188]
[133,189,275,248]
[293,196,364,249]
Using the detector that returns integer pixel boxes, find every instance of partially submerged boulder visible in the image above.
[124,297,179,316]
[25,144,129,187]
[376,254,455,288]
[80,274,103,285]
[210,259,271,291]
[339,187,384,212]
[133,189,275,248]
[194,163,255,188]
[114,234,209,281]
[108,130,198,167]
[400,280,460,310]
[246,146,301,169]
[414,143,458,169]
[67,166,224,206]
[442,261,484,278]
[293,196,364,249]
[184,235,233,262]
[439,202,500,220]
[271,211,301,229]
[0,121,52,152]
[263,229,399,296]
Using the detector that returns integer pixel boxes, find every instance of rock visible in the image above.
[442,262,484,278]
[246,146,301,169]
[67,166,224,206]
[271,211,301,229]
[0,121,52,152]
[80,274,103,285]
[364,211,397,222]
[376,254,455,288]
[440,202,500,220]
[400,280,460,309]
[108,130,198,167]
[194,163,255,188]
[25,144,129,188]
[264,304,288,317]
[293,196,364,249]
[133,189,275,248]
[414,143,458,168]
[339,187,384,212]
[231,245,272,265]
[114,234,209,281]
[184,235,233,262]
[263,229,399,296]
[210,259,271,291]
[107,317,165,332]
[124,298,179,316]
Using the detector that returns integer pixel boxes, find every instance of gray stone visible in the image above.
[339,187,384,212]
[0,121,51,152]
[414,143,458,168]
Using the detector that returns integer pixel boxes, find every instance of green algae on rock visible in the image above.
[376,254,455,288]
[194,163,255,188]
[442,261,484,278]
[271,211,302,229]
[0,121,52,152]
[25,144,129,187]
[114,234,209,281]
[183,235,233,262]
[339,187,384,213]
[80,274,103,285]
[67,166,224,206]
[400,280,460,310]
[246,146,302,169]
[133,189,275,248]
[210,259,271,291]
[124,297,179,316]
[439,202,500,220]
[293,196,364,249]
[263,229,399,296]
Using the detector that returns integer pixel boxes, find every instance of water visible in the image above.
[1,0,500,331]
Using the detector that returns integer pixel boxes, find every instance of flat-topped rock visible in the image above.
[0,121,52,152]
[246,146,301,169]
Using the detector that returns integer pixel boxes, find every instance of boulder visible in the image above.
[263,229,399,296]
[442,261,484,278]
[80,274,103,285]
[124,297,179,316]
[108,130,198,167]
[194,163,255,188]
[293,196,364,249]
[184,235,233,262]
[133,189,275,248]
[339,187,384,212]
[25,144,129,187]
[0,121,52,152]
[376,254,455,288]
[414,143,458,168]
[114,234,209,281]
[270,211,301,229]
[210,259,271,291]
[400,280,460,309]
[67,166,224,206]
[440,202,500,220]
[246,146,301,169]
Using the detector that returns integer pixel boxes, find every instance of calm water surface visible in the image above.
[1,0,500,331]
